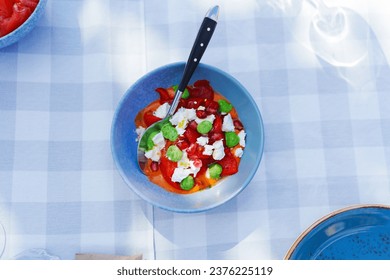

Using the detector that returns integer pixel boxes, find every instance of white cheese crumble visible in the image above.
[198,106,206,111]
[153,102,170,118]
[177,151,191,169]
[172,167,192,183]
[171,151,201,182]
[135,126,145,142]
[202,139,226,159]
[144,132,165,162]
[196,136,209,146]
[195,113,215,124]
[213,139,224,149]
[234,147,244,158]
[222,113,235,132]
[170,108,197,135]
[212,139,225,160]
[238,130,246,147]
[189,160,201,177]
[202,144,214,156]
[144,147,161,162]
[205,168,210,179]
[152,132,165,150]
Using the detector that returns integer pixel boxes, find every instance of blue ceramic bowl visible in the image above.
[0,0,47,49]
[111,62,264,212]
[286,205,390,259]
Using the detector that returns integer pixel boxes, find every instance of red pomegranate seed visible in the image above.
[192,158,202,169]
[188,120,198,131]
[209,131,224,144]
[176,139,189,150]
[233,120,244,130]
[150,161,159,172]
[196,110,207,119]
[205,101,219,114]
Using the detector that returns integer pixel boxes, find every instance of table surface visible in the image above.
[1,0,390,260]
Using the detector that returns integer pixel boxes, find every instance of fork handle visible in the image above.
[168,6,219,116]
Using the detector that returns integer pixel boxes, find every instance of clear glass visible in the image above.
[272,0,387,90]
[307,0,381,89]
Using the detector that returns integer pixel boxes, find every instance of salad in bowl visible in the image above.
[111,62,264,212]
[135,79,247,194]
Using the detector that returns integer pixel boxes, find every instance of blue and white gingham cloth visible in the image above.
[1,0,390,260]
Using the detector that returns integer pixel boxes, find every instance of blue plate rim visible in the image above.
[285,204,390,259]
[111,61,265,212]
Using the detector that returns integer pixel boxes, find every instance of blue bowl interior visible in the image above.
[111,62,264,212]
[0,0,47,48]
[288,206,390,259]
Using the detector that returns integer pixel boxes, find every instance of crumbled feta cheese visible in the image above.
[153,102,170,118]
[169,108,184,125]
[213,149,225,160]
[195,113,215,124]
[176,121,187,135]
[203,144,214,156]
[152,132,165,150]
[198,106,206,111]
[189,160,201,177]
[144,132,165,162]
[238,130,246,147]
[234,147,244,158]
[186,108,197,120]
[177,151,191,169]
[212,140,225,160]
[171,167,192,183]
[222,113,235,132]
[205,168,210,179]
[196,136,209,146]
[135,126,145,142]
[213,139,224,149]
[171,151,202,182]
[144,146,162,162]
[170,108,196,135]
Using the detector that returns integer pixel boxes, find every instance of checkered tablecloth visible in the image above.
[1,0,390,260]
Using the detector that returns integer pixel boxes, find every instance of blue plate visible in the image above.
[286,205,390,260]
[111,62,264,212]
